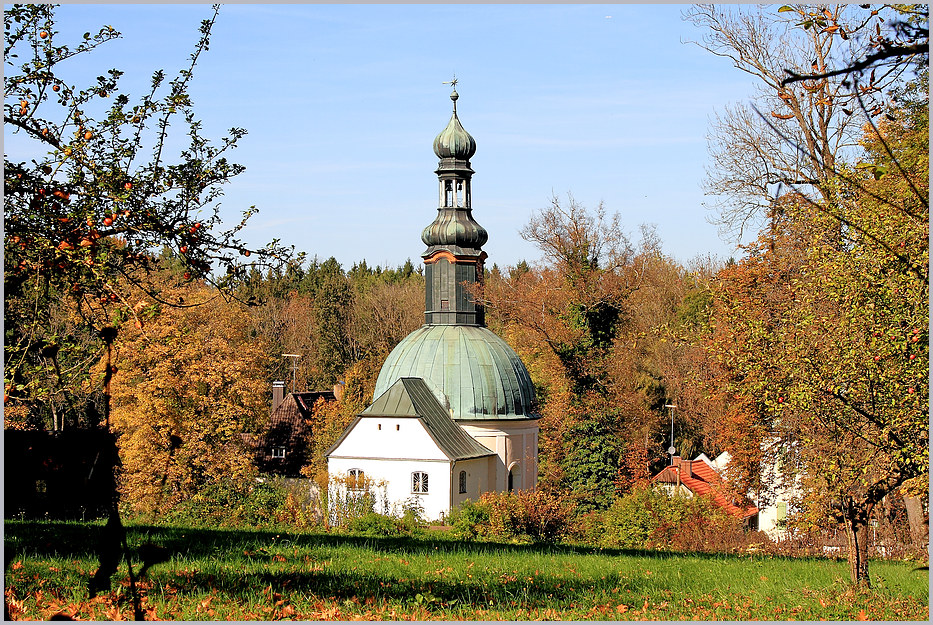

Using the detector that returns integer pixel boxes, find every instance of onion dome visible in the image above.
[432,89,477,161]
[373,325,536,421]
[421,207,488,251]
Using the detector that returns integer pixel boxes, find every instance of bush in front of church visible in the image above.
[449,490,576,543]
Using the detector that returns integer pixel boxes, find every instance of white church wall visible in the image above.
[330,416,448,461]
[450,455,494,510]
[328,456,452,522]
[460,420,539,492]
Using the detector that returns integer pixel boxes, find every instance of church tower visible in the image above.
[422,86,487,326]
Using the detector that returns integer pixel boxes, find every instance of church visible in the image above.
[326,86,540,521]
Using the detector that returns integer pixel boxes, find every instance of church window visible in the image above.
[458,471,467,494]
[412,471,429,494]
[272,446,286,459]
[508,468,514,492]
[440,299,449,311]
[349,468,365,491]
[456,181,464,207]
[445,181,453,207]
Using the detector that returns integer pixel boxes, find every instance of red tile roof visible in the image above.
[652,458,758,519]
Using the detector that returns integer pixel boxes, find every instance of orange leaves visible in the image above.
[771,111,795,120]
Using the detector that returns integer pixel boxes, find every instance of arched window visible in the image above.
[508,463,522,493]
[348,468,364,491]
[458,470,467,494]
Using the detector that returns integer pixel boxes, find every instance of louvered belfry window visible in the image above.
[412,471,429,494]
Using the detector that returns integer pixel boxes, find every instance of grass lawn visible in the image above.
[3,520,929,620]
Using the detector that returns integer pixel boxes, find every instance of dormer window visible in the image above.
[272,446,286,459]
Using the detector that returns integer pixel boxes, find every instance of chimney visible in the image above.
[683,459,692,479]
[272,380,286,412]
[670,455,682,490]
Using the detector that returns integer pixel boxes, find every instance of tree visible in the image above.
[707,82,928,586]
[4,4,292,429]
[479,196,704,511]
[109,280,273,515]
[683,4,919,241]
[779,4,928,87]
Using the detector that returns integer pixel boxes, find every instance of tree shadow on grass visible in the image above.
[4,518,844,568]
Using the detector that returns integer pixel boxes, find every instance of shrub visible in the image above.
[450,490,575,543]
[449,499,490,540]
[162,481,287,528]
[597,485,746,552]
[599,487,660,549]
[325,472,388,528]
[347,512,403,537]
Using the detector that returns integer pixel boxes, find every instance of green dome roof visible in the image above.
[373,325,536,421]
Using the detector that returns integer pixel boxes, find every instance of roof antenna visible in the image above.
[282,353,300,393]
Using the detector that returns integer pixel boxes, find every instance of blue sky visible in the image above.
[15,4,763,270]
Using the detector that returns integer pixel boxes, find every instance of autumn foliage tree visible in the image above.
[479,196,705,511]
[707,80,928,586]
[108,279,273,515]
[684,4,923,240]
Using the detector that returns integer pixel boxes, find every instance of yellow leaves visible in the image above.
[111,281,273,512]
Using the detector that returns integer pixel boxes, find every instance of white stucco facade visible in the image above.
[327,415,500,521]
[460,420,539,493]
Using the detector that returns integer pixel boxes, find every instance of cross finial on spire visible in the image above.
[442,75,459,113]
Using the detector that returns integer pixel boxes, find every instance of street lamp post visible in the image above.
[664,404,677,458]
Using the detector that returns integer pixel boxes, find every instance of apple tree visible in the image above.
[4,4,294,429]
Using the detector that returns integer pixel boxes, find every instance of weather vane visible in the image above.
[442,75,458,89]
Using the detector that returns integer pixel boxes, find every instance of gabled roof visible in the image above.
[326,377,494,461]
[268,391,335,429]
[653,458,758,519]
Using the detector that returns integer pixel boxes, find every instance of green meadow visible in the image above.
[3,520,928,620]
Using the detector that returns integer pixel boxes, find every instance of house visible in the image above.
[326,86,540,521]
[253,380,335,477]
[652,453,758,523]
